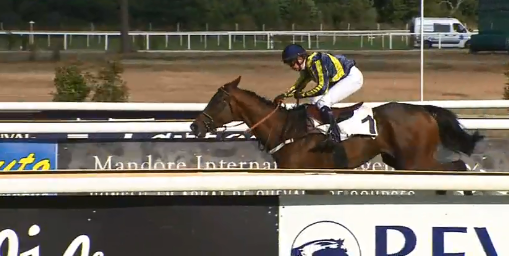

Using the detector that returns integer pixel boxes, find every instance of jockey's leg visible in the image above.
[311,94,341,142]
[327,66,364,103]
[323,66,364,141]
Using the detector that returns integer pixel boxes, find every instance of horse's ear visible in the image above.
[224,76,241,89]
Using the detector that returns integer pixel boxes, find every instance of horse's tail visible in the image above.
[422,105,484,156]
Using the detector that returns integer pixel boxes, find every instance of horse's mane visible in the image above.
[241,89,275,107]
[238,88,309,133]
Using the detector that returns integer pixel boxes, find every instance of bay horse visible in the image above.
[190,76,484,195]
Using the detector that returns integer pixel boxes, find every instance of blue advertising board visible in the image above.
[0,143,57,171]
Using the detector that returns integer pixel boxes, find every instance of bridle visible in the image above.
[200,87,240,134]
[199,87,282,148]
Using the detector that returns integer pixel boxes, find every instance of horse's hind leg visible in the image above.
[431,160,474,196]
[381,153,400,169]
[387,153,473,196]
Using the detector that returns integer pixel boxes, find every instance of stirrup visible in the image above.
[328,132,341,143]
[323,128,340,143]
[326,121,341,142]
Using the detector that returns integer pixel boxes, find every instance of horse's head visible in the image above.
[190,76,242,138]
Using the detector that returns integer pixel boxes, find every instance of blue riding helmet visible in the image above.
[281,44,307,64]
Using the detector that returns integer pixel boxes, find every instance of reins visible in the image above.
[247,94,300,132]
[246,103,281,133]
[201,88,304,153]
[202,87,280,140]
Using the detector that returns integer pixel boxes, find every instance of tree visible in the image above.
[342,0,378,29]
[503,62,509,100]
[0,0,480,31]
[278,0,322,29]
[439,0,467,16]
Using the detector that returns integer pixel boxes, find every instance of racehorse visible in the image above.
[190,76,484,195]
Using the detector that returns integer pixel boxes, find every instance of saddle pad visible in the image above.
[337,105,378,140]
[309,105,378,141]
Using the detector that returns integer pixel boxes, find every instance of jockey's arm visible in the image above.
[284,72,311,97]
[300,58,330,98]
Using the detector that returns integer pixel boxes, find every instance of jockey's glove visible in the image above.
[273,93,286,105]
[294,92,306,99]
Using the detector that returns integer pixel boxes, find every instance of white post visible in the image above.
[405,23,409,45]
[318,23,322,43]
[177,23,182,48]
[228,34,232,50]
[204,23,209,48]
[420,0,424,101]
[204,33,208,49]
[234,23,238,43]
[292,23,295,43]
[29,21,35,45]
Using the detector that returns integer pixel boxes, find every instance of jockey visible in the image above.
[273,43,364,143]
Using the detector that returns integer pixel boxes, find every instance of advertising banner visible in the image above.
[56,141,422,196]
[0,196,278,256]
[1,137,506,195]
[58,141,275,170]
[57,138,509,172]
[55,138,509,196]
[0,142,57,171]
[279,196,509,256]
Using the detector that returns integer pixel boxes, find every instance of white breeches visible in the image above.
[309,66,364,109]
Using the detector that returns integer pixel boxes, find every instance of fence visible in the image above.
[0,30,478,51]
[0,100,505,111]
[0,119,507,133]
[0,100,506,135]
[2,170,509,194]
[0,100,507,132]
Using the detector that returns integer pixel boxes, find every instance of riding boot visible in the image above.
[319,106,341,142]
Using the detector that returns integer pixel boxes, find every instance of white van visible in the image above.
[410,17,473,49]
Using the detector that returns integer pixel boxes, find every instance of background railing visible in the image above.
[0,100,507,133]
[0,30,479,51]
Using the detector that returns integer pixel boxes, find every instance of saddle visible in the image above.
[304,102,364,125]
[269,101,376,154]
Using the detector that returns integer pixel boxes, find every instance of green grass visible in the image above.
[0,33,413,51]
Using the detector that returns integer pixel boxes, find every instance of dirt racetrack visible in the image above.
[0,50,506,103]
